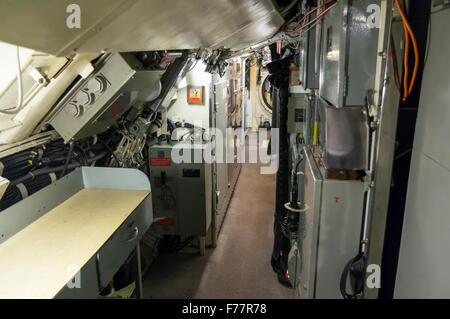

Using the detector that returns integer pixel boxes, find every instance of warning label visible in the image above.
[149,157,172,166]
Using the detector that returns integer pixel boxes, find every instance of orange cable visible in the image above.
[395,0,419,101]
[289,1,337,34]
[284,0,336,33]
[398,0,409,100]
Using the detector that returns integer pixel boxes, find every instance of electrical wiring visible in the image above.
[22,174,53,196]
[282,0,335,31]
[10,152,107,186]
[0,186,22,211]
[288,40,300,51]
[288,1,337,35]
[395,0,419,101]
[284,0,337,35]
[0,133,116,211]
[284,20,320,41]
[398,0,409,100]
[59,142,74,178]
[99,139,120,167]
[0,149,39,180]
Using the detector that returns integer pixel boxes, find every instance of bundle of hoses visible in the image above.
[0,174,54,211]
[165,120,206,141]
[0,132,119,211]
[0,149,40,180]
[267,50,292,287]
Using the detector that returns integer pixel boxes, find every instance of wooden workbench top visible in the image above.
[0,188,150,299]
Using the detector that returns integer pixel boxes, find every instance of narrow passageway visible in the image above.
[143,161,295,299]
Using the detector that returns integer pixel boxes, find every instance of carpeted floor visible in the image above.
[142,161,295,299]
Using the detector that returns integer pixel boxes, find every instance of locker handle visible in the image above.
[216,190,220,203]
[126,226,139,243]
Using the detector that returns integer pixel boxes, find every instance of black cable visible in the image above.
[340,252,367,299]
[23,174,52,196]
[1,136,110,211]
[11,152,106,186]
[167,118,176,134]
[74,145,88,166]
[99,139,120,167]
[0,185,22,211]
[59,142,74,178]
[0,149,39,180]
[143,146,151,178]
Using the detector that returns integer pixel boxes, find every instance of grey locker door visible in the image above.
[214,82,229,231]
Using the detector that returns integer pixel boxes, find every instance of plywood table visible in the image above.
[0,167,152,299]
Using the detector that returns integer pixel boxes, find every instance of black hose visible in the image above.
[340,252,367,299]
[23,174,52,196]
[99,140,120,167]
[0,186,22,211]
[60,142,74,178]
[268,55,291,287]
[167,118,176,135]
[143,145,151,177]
[11,152,106,185]
[74,145,88,166]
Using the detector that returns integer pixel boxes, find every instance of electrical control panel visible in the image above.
[299,148,365,298]
[287,93,308,134]
[319,0,381,107]
[49,53,163,142]
[148,143,212,237]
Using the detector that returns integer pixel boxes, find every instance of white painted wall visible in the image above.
[395,8,450,298]
[0,41,33,95]
[167,62,212,129]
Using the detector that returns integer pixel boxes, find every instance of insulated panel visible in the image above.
[395,6,450,298]
[299,148,365,298]
[319,0,381,107]
[0,0,283,56]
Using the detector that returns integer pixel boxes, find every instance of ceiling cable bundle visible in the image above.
[282,0,338,36]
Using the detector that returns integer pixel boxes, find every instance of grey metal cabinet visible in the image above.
[97,196,153,288]
[299,148,365,298]
[148,143,212,237]
[319,0,381,107]
[214,82,231,230]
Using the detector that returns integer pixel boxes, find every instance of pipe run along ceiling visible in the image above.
[0,0,284,56]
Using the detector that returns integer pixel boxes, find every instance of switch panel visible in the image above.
[49,53,163,142]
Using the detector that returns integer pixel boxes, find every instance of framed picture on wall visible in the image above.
[187,85,204,105]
